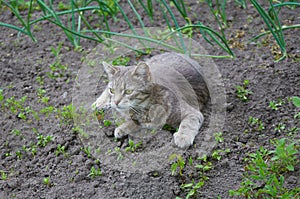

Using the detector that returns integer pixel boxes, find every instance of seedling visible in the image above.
[269,99,283,110]
[43,177,51,186]
[214,132,224,143]
[55,144,67,156]
[235,80,253,102]
[82,146,92,158]
[57,104,75,124]
[229,139,299,198]
[274,123,286,133]
[0,170,7,180]
[112,56,130,66]
[125,139,142,152]
[88,166,102,178]
[15,151,23,159]
[114,147,124,160]
[181,180,205,199]
[248,116,265,131]
[0,89,4,102]
[212,148,230,161]
[169,154,185,176]
[37,135,53,147]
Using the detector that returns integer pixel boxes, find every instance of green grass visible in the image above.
[1,1,299,60]
[229,139,300,198]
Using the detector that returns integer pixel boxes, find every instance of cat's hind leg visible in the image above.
[173,107,204,148]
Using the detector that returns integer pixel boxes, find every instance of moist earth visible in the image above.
[0,1,299,199]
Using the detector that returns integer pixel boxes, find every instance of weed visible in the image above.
[212,148,230,161]
[43,177,51,186]
[125,139,142,152]
[37,135,53,147]
[181,179,205,199]
[292,96,300,107]
[180,155,213,198]
[0,89,4,102]
[169,154,185,176]
[114,147,124,160]
[248,116,265,131]
[236,80,253,102]
[82,146,92,158]
[214,132,224,143]
[15,150,23,159]
[103,119,112,127]
[274,123,286,133]
[112,56,131,66]
[229,138,300,198]
[57,104,75,124]
[88,166,102,178]
[268,99,284,110]
[55,144,67,157]
[40,106,55,117]
[0,170,7,180]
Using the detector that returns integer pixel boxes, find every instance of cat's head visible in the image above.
[103,62,153,111]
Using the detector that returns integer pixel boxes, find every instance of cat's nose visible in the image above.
[114,99,121,106]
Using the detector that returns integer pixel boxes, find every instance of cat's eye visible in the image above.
[109,88,115,94]
[125,89,133,95]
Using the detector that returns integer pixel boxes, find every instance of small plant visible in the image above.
[125,139,142,152]
[229,138,300,198]
[88,166,102,178]
[57,104,75,124]
[248,116,265,131]
[212,148,230,161]
[37,135,53,147]
[214,132,224,143]
[114,147,124,161]
[112,56,130,66]
[180,155,213,198]
[181,180,205,199]
[55,144,67,156]
[0,170,7,180]
[15,150,23,159]
[169,154,185,176]
[274,123,286,133]
[235,80,253,102]
[43,177,51,186]
[269,99,284,110]
[82,146,92,158]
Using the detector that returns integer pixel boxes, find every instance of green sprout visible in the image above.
[169,154,185,176]
[125,139,142,152]
[236,80,253,102]
[88,166,102,178]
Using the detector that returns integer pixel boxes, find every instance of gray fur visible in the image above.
[93,52,208,148]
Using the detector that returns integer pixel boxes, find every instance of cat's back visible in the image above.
[145,52,209,109]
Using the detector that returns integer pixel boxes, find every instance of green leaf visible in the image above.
[292,96,300,107]
[286,165,294,172]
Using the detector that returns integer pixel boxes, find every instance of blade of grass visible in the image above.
[137,0,153,21]
[159,0,187,53]
[2,0,36,41]
[36,0,76,45]
[170,0,188,20]
[128,0,149,38]
[250,24,300,42]
[160,24,234,58]
[250,0,287,61]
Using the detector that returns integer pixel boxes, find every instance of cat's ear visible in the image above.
[103,61,119,79]
[132,62,151,81]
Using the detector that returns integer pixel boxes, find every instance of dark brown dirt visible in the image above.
[0,1,299,199]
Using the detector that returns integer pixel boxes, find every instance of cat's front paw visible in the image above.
[114,127,127,139]
[173,132,194,148]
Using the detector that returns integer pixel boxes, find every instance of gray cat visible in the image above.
[93,52,209,148]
